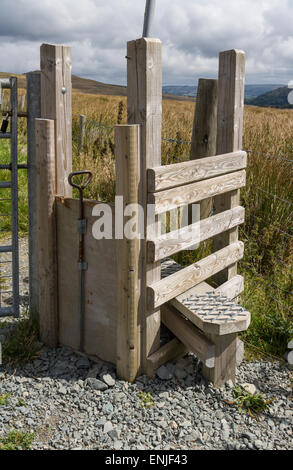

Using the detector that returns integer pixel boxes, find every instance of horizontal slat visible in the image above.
[0,182,11,188]
[161,304,215,368]
[148,151,247,192]
[214,275,244,299]
[0,245,12,253]
[149,170,246,215]
[146,338,187,377]
[148,241,244,309]
[148,206,245,262]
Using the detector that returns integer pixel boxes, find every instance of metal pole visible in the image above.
[143,0,156,38]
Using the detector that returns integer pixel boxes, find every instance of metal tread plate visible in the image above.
[161,258,250,335]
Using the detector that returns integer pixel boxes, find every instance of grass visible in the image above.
[226,385,275,419]
[2,317,40,366]
[0,430,35,450]
[0,393,11,406]
[0,90,292,359]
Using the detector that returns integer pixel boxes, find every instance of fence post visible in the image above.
[115,124,140,382]
[190,79,218,220]
[78,114,86,155]
[40,44,72,197]
[127,38,162,374]
[35,119,58,347]
[213,50,246,285]
[27,72,41,323]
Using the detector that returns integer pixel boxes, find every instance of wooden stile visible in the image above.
[115,125,140,382]
[40,44,72,197]
[190,78,218,219]
[127,38,162,373]
[148,241,244,309]
[147,206,245,262]
[148,150,247,192]
[149,170,246,215]
[35,119,58,348]
[146,338,187,377]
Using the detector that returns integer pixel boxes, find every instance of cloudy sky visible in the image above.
[0,0,292,85]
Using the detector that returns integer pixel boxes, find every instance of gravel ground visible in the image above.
[0,238,292,450]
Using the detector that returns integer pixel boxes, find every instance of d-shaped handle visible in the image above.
[68,171,92,191]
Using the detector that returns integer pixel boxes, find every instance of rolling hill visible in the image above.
[245,86,293,109]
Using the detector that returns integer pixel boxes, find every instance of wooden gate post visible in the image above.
[115,124,140,382]
[27,72,41,323]
[190,79,218,220]
[213,50,246,284]
[35,119,58,347]
[127,38,162,374]
[40,44,72,197]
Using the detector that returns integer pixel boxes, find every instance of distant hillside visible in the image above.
[163,84,284,100]
[0,72,194,102]
[245,86,293,109]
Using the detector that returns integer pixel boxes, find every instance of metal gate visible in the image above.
[0,77,20,318]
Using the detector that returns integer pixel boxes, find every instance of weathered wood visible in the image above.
[115,125,140,382]
[213,50,246,284]
[78,114,86,155]
[190,78,218,219]
[215,275,244,300]
[40,44,72,197]
[149,170,246,215]
[161,304,215,368]
[56,198,117,364]
[35,119,58,348]
[148,151,246,192]
[146,338,187,377]
[148,241,244,309]
[27,72,41,323]
[202,333,237,387]
[148,206,245,262]
[127,38,162,374]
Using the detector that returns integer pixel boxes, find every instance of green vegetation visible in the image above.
[246,86,293,109]
[0,393,11,406]
[227,386,275,419]
[16,398,28,408]
[0,430,35,450]
[137,391,155,408]
[2,317,40,365]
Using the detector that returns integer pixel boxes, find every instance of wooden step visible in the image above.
[161,258,250,336]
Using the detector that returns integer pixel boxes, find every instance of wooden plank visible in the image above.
[213,50,246,284]
[56,198,117,364]
[40,44,72,197]
[202,333,237,387]
[190,78,218,220]
[115,124,140,382]
[149,170,246,215]
[148,206,245,262]
[146,338,187,377]
[127,38,162,374]
[148,241,244,309]
[26,72,41,323]
[35,119,58,348]
[161,304,215,368]
[148,150,246,192]
[215,275,244,299]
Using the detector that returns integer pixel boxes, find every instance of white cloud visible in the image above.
[0,0,292,84]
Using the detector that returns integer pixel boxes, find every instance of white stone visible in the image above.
[287,340,293,350]
[241,383,257,395]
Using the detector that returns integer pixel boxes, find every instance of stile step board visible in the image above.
[161,258,250,336]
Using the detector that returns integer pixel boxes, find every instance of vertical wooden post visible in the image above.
[203,50,245,387]
[35,119,58,348]
[127,38,162,374]
[40,44,72,197]
[27,72,41,323]
[78,114,86,155]
[213,50,245,284]
[190,79,218,220]
[115,124,140,382]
